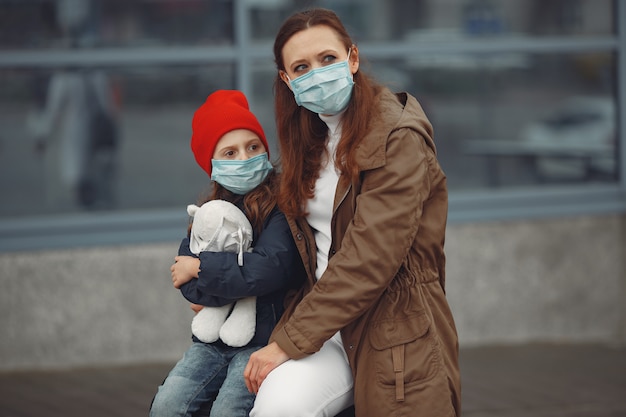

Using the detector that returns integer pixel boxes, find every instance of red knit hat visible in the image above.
[191,90,269,177]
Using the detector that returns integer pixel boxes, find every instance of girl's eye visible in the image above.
[224,150,236,158]
[248,144,259,152]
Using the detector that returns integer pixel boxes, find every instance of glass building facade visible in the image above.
[0,0,624,250]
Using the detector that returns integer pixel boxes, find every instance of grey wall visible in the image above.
[445,213,626,347]
[1,213,624,371]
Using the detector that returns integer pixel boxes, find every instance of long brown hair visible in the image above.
[273,8,382,219]
[191,170,279,238]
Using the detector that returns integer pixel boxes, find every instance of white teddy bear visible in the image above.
[186,200,256,347]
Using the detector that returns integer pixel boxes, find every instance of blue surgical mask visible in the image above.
[211,153,273,195]
[288,50,354,115]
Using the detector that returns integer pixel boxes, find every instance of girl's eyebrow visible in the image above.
[215,143,236,153]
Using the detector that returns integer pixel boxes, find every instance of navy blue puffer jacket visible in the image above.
[178,206,304,346]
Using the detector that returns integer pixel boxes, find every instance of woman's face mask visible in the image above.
[287,50,354,115]
[211,153,273,195]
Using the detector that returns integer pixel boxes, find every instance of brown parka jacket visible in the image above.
[270,89,461,417]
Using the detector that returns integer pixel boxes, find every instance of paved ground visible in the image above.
[0,343,624,417]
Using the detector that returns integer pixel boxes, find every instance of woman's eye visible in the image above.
[322,54,337,64]
[248,144,259,152]
[224,150,235,158]
[294,64,307,73]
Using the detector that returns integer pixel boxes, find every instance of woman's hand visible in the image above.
[244,341,290,394]
[190,303,203,314]
[170,255,200,289]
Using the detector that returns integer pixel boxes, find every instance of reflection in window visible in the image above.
[0,66,234,218]
[0,0,620,225]
[246,0,614,42]
[405,51,617,189]
[0,0,234,50]
[99,0,234,47]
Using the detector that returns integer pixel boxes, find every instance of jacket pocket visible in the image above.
[369,310,439,401]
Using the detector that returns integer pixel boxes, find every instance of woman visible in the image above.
[244,8,461,417]
[150,90,303,417]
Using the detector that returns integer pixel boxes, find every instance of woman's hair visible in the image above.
[273,8,382,219]
[191,170,279,238]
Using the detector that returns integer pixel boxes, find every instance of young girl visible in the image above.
[150,90,303,417]
[244,8,461,417]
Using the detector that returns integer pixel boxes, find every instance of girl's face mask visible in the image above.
[210,153,273,195]
[287,50,354,115]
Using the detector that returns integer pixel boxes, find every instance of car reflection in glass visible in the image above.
[521,96,616,181]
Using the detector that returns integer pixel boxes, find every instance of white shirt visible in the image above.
[306,113,343,280]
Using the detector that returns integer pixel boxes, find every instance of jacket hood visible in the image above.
[356,89,436,171]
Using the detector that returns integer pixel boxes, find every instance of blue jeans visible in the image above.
[150,341,260,417]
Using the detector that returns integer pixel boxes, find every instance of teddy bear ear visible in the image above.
[187,204,199,217]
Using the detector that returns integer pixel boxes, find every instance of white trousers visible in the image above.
[250,332,354,417]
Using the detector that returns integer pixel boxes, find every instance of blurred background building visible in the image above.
[0,0,624,371]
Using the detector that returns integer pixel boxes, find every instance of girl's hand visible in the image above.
[170,255,200,289]
[244,341,290,394]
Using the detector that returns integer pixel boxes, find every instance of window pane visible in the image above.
[369,51,617,190]
[0,0,234,50]
[0,65,234,218]
[0,0,622,235]
[249,59,279,155]
[248,0,614,42]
